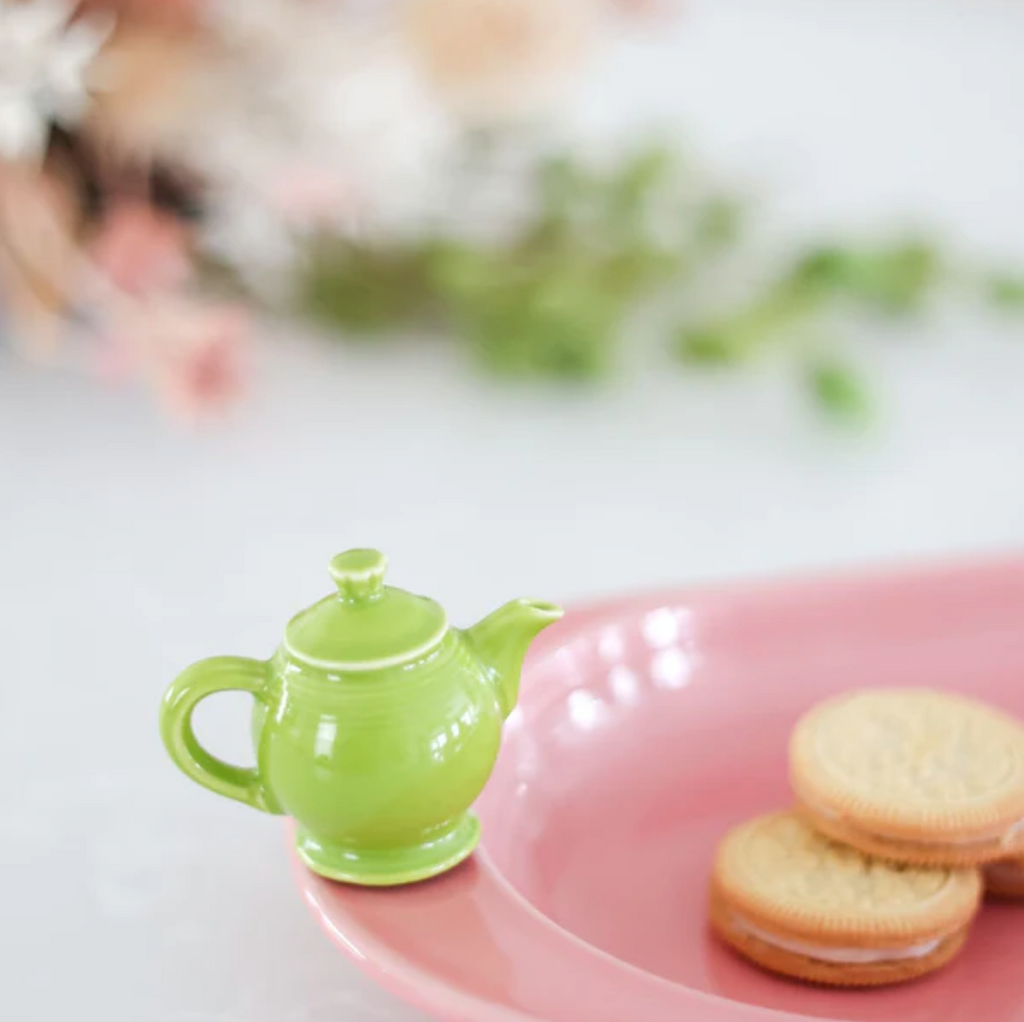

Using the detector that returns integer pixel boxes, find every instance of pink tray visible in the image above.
[293,559,1024,1022]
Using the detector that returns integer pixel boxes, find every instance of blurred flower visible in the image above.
[85,19,207,163]
[0,0,113,161]
[199,188,301,296]
[0,0,680,421]
[266,166,354,230]
[97,296,248,418]
[610,0,678,20]
[0,156,81,355]
[182,2,457,276]
[401,0,603,123]
[87,200,191,294]
[202,1,454,211]
[77,0,198,30]
[152,301,247,420]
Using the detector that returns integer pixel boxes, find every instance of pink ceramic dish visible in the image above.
[294,559,1024,1022]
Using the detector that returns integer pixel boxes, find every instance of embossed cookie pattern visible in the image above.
[731,814,951,912]
[809,693,1022,804]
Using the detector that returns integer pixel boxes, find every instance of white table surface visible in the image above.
[5,2,1024,1019]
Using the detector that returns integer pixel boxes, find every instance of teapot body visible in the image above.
[160,548,563,886]
[253,632,504,883]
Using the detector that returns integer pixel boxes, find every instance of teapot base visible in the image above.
[294,814,481,887]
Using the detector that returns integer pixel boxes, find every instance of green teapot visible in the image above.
[160,549,562,886]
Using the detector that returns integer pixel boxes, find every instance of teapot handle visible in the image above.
[160,656,280,814]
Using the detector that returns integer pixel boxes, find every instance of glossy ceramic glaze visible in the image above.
[161,549,562,885]
[296,559,1024,1021]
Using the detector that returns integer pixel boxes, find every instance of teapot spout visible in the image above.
[465,598,563,718]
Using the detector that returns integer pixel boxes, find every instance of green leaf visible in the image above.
[302,243,439,333]
[290,143,993,421]
[425,243,499,304]
[793,246,861,294]
[606,145,675,225]
[676,272,823,367]
[537,155,595,222]
[677,325,749,365]
[806,359,873,421]
[466,270,622,379]
[598,244,684,298]
[692,196,744,251]
[860,241,941,313]
[793,239,942,313]
[987,274,1024,310]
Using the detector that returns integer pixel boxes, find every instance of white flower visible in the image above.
[0,0,113,161]
[401,0,604,124]
[187,0,455,242]
[200,188,302,300]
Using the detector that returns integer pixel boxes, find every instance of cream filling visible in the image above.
[730,913,942,965]
[806,801,1024,850]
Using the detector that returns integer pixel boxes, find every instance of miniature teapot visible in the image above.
[160,549,562,886]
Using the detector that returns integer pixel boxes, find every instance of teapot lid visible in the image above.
[283,550,448,670]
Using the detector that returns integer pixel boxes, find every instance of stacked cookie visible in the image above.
[710,689,1024,987]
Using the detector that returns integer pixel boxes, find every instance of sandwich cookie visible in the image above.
[710,812,982,986]
[791,689,1024,866]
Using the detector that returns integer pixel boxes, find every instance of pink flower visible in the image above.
[402,0,602,123]
[265,166,355,229]
[0,161,80,359]
[88,201,191,296]
[152,302,249,421]
[612,0,680,18]
[95,296,249,420]
[91,328,139,383]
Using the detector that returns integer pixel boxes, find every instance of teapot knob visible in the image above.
[329,548,388,601]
